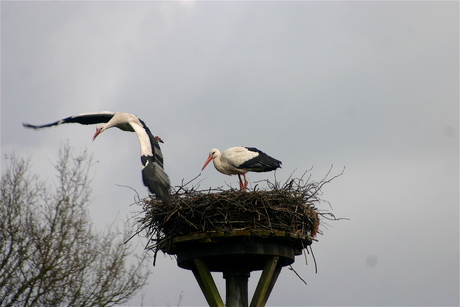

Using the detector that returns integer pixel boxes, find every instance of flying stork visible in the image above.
[201,146,282,191]
[23,111,171,201]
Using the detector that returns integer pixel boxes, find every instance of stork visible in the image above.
[201,146,282,191]
[23,111,170,201]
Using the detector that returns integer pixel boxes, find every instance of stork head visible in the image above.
[201,148,219,171]
[92,124,106,141]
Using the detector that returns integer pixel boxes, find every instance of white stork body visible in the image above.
[201,146,282,190]
[23,111,170,201]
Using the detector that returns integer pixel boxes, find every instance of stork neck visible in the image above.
[213,156,227,173]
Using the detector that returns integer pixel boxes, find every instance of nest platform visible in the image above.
[170,230,303,272]
[141,188,321,263]
[139,174,339,307]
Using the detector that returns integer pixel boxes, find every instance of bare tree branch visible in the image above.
[0,144,150,307]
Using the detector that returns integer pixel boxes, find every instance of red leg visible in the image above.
[237,174,244,190]
[243,173,249,191]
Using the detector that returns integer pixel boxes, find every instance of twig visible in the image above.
[174,173,202,194]
[309,245,318,274]
[288,265,308,285]
[116,184,141,201]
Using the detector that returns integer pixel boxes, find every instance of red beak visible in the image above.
[201,155,213,171]
[92,130,101,141]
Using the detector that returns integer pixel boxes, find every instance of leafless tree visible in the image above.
[0,145,150,307]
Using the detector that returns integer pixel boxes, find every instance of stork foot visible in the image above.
[242,181,248,192]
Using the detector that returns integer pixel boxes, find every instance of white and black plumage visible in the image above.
[201,146,282,191]
[23,111,170,201]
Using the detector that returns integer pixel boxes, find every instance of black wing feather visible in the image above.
[23,112,116,129]
[138,117,170,200]
[138,118,165,167]
[141,155,171,201]
[239,147,282,172]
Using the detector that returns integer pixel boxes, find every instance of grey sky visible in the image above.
[1,1,458,306]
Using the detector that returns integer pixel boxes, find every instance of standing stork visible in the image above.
[201,146,282,191]
[23,111,170,201]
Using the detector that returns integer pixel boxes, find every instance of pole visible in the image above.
[223,271,250,307]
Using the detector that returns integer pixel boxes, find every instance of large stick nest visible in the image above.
[137,168,343,264]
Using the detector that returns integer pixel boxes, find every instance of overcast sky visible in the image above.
[1,1,459,306]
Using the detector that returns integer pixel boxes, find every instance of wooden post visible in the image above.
[250,256,282,307]
[224,271,250,307]
[191,258,225,307]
